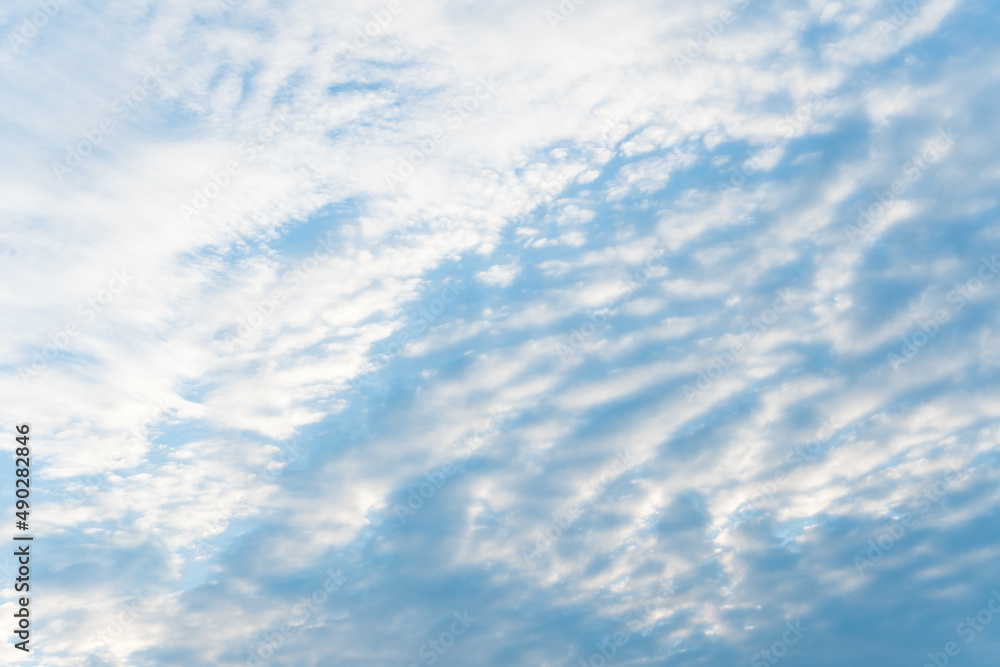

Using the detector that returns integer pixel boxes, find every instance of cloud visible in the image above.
[3,0,1000,665]
[476,263,520,288]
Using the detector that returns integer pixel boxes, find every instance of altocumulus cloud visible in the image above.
[2,0,1000,666]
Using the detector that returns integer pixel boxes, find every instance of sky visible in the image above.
[1,0,1000,665]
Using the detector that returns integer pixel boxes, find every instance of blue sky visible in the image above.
[2,0,1000,665]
